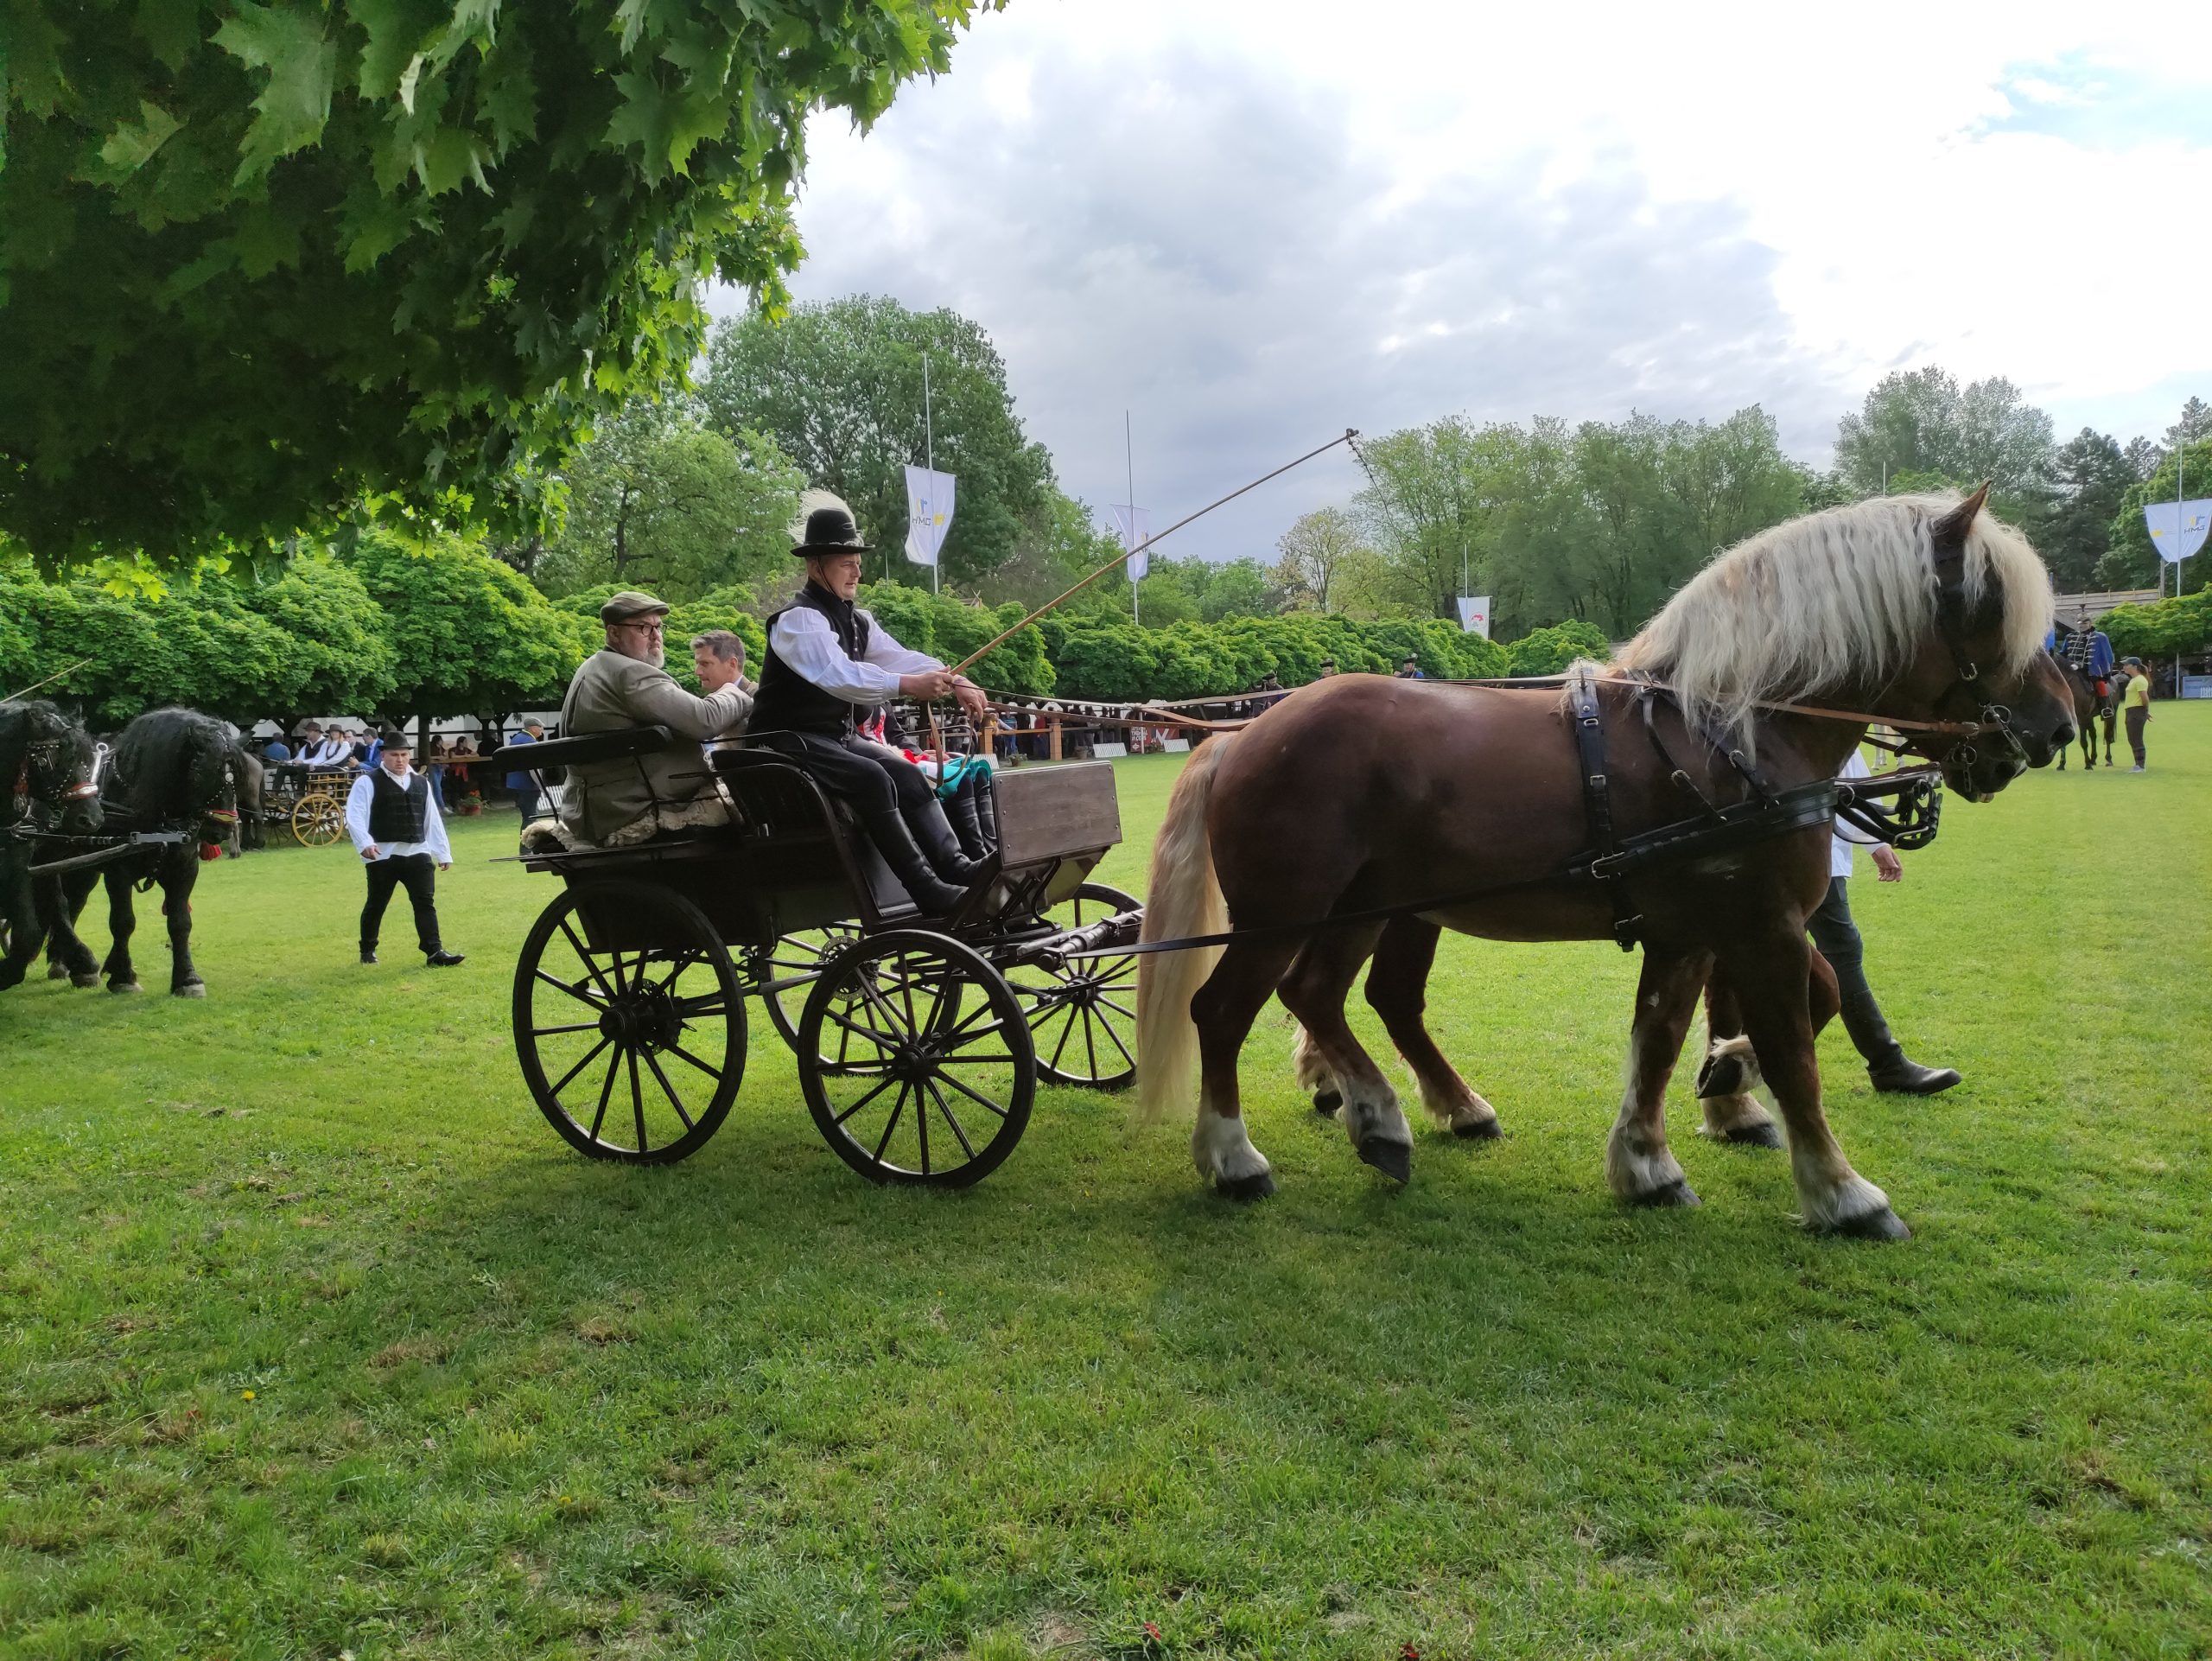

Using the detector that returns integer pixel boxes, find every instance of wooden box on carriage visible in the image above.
[993,760,1119,868]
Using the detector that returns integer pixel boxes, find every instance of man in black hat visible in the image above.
[344,732,463,967]
[748,492,993,914]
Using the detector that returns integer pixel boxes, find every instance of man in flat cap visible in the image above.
[748,492,993,914]
[345,731,463,967]
[556,590,753,844]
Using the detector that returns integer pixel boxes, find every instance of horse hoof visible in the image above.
[173,982,207,999]
[1312,1089,1341,1118]
[1694,1055,1747,1098]
[1826,1206,1911,1242]
[108,981,143,995]
[1452,1117,1503,1140]
[1724,1122,1783,1149]
[71,973,100,990]
[1632,1178,1700,1208]
[1216,1170,1277,1201]
[47,963,68,980]
[1357,1137,1412,1185]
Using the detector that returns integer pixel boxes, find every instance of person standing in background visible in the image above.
[505,718,548,823]
[2120,655,2152,772]
[345,732,464,969]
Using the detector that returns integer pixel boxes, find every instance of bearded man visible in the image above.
[557,590,753,844]
[747,493,994,915]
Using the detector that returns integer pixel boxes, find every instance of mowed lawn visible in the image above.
[3,712,2209,1660]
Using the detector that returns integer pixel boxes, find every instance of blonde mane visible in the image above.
[1612,493,2053,752]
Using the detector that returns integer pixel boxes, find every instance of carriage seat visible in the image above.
[493,726,731,851]
[486,725,676,775]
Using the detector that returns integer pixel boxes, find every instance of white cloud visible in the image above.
[734,0,2212,557]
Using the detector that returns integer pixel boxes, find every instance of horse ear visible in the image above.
[1930,482,1990,558]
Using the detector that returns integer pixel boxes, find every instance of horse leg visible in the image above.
[2101,706,2116,765]
[1605,945,1712,1206]
[1694,965,1781,1146]
[42,870,102,987]
[1275,925,1419,1182]
[1188,936,1305,1199]
[1722,933,1908,1238]
[164,855,206,996]
[1363,915,1500,1139]
[101,868,143,993]
[0,857,42,990]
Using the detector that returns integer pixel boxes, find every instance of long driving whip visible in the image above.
[946,430,1359,676]
[2,659,93,703]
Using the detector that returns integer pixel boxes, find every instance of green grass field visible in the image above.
[4,711,2209,1659]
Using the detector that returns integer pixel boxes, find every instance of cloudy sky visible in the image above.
[726,0,2212,561]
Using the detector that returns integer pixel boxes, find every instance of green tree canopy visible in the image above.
[698,296,1053,586]
[2042,429,2139,591]
[0,550,397,726]
[3,2,988,567]
[1832,367,2056,506]
[537,402,804,603]
[340,528,588,716]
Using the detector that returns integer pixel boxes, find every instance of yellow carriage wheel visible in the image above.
[292,792,346,848]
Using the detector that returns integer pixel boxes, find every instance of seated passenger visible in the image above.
[748,493,993,916]
[558,590,753,845]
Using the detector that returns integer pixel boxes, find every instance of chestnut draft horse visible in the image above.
[1135,490,2074,1239]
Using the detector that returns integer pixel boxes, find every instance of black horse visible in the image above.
[0,699,105,989]
[2055,655,2115,770]
[42,707,240,996]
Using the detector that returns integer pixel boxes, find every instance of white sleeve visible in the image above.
[770,608,907,701]
[423,786,452,863]
[345,774,375,851]
[1832,747,1878,846]
[856,610,949,678]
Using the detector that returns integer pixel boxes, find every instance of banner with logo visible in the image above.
[1109,504,1152,582]
[904,466,956,567]
[2144,499,2212,563]
[1455,595,1491,637]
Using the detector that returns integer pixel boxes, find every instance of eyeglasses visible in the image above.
[618,620,665,636]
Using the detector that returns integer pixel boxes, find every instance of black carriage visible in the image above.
[491,730,1143,1187]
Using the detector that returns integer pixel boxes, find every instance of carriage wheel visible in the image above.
[747,924,861,1053]
[291,792,344,847]
[797,928,1033,1187]
[513,881,746,1164]
[1005,882,1141,1091]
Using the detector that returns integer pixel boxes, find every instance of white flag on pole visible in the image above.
[904,466,956,567]
[1455,595,1492,637]
[2144,500,2212,563]
[1109,504,1151,582]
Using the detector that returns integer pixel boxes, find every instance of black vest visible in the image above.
[752,582,875,736]
[367,767,430,843]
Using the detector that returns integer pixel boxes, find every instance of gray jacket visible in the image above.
[557,649,752,844]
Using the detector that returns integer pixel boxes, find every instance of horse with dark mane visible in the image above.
[1135,488,2072,1240]
[0,699,104,989]
[42,707,239,996]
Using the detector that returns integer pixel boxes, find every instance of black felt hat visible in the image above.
[791,491,869,556]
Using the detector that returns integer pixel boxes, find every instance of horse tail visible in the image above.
[1136,732,1234,1123]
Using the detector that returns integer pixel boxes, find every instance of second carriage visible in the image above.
[490,729,1144,1187]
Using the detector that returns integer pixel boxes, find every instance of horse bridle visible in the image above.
[12,732,101,822]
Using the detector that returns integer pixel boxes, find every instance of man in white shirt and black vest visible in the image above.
[345,732,464,967]
[748,493,994,915]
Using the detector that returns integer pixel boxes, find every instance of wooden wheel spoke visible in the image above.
[662,1041,726,1083]
[642,1048,695,1132]
[1081,1003,1100,1079]
[588,1047,621,1142]
[531,1020,602,1038]
[1046,1003,1079,1074]
[925,1078,977,1161]
[940,997,1005,1042]
[549,1034,614,1100]
[1096,1011,1137,1071]
[1096,995,1136,1021]
[535,966,609,1011]
[942,1018,1009,1053]
[831,1073,899,1126]
[872,1085,911,1161]
[556,916,618,1002]
[932,1067,1011,1120]
[628,1051,647,1152]
[915,1072,931,1174]
[820,1003,906,1051]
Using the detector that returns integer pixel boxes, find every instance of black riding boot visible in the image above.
[944,773,995,861]
[910,798,990,886]
[973,772,999,848]
[1839,977,1961,1095]
[863,809,967,916]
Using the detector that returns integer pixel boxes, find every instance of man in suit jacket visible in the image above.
[558,591,753,844]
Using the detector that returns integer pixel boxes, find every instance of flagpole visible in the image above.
[925,353,938,595]
[1126,410,1139,627]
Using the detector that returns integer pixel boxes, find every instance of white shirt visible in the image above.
[305,738,355,767]
[1830,748,1875,880]
[346,766,453,863]
[769,604,944,703]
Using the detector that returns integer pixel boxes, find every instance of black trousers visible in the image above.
[361,853,442,953]
[2126,706,2147,766]
[758,730,938,820]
